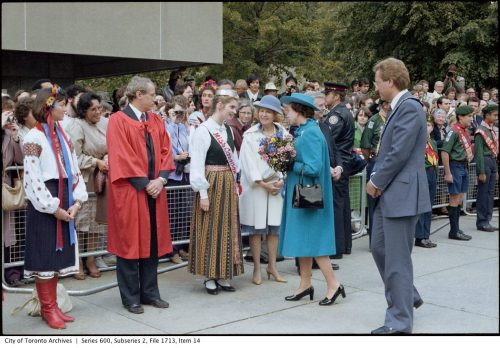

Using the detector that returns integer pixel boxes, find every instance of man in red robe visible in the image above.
[107,76,175,314]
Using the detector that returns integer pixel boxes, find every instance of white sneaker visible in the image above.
[94,256,108,269]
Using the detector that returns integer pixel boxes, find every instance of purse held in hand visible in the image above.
[292,168,323,209]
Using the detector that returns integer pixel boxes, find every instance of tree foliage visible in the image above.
[80,2,498,94]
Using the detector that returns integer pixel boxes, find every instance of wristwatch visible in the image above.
[159,177,168,186]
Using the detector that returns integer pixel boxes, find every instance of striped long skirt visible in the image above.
[188,166,244,280]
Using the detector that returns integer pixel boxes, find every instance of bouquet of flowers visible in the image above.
[258,129,296,173]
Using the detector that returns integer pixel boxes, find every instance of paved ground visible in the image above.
[2,215,498,335]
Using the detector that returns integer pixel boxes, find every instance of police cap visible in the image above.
[322,82,348,94]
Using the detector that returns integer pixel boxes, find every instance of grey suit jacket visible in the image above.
[371,91,431,218]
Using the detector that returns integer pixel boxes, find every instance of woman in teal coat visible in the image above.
[279,93,346,306]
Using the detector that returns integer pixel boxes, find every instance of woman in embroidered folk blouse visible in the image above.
[22,86,88,329]
[66,92,109,279]
[188,90,244,295]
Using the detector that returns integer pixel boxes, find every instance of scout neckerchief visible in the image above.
[425,137,439,167]
[452,123,474,162]
[202,123,242,195]
[476,120,498,157]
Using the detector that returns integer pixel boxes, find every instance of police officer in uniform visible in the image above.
[321,82,355,258]
[474,103,498,232]
[360,99,390,245]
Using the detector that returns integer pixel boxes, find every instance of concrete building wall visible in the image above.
[1,2,222,94]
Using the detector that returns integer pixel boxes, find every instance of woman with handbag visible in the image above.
[189,89,244,295]
[22,85,88,329]
[239,95,286,285]
[278,93,346,306]
[66,92,109,279]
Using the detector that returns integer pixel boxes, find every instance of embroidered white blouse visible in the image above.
[22,126,88,214]
[189,117,240,199]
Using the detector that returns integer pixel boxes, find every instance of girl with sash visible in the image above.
[414,116,439,248]
[441,105,475,241]
[188,89,244,295]
[22,86,88,329]
[474,103,498,232]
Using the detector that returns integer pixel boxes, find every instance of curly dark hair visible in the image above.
[76,92,101,119]
[14,99,33,126]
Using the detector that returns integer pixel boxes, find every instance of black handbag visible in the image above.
[292,168,324,209]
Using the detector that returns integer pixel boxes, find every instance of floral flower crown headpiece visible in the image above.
[199,79,218,91]
[44,84,62,112]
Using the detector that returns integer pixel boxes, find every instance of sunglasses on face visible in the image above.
[174,110,186,116]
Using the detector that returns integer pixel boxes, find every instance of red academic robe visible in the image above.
[107,110,175,259]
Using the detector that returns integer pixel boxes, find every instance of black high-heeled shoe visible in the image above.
[319,284,346,306]
[285,286,314,301]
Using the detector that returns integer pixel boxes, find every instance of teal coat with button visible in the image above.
[278,119,336,257]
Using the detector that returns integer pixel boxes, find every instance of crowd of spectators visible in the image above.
[2,63,498,286]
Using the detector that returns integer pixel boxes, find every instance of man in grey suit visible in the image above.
[366,58,431,334]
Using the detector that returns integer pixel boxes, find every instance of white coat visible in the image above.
[239,123,286,229]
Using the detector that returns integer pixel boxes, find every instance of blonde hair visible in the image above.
[373,57,410,91]
[209,95,238,115]
[254,107,283,124]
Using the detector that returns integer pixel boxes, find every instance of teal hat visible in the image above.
[280,93,319,111]
[455,105,474,116]
[482,103,498,115]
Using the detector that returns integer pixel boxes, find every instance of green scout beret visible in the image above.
[482,103,498,115]
[455,105,474,116]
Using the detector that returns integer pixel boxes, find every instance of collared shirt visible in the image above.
[390,89,409,111]
[246,90,259,102]
[189,117,240,199]
[165,119,190,181]
[128,103,145,121]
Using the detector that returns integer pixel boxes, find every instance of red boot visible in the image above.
[50,276,75,322]
[35,279,66,329]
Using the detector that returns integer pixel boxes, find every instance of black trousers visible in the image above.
[476,156,497,228]
[332,172,352,255]
[116,195,160,306]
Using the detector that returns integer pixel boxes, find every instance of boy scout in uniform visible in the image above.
[415,116,439,248]
[474,103,498,232]
[441,105,475,241]
[360,99,390,243]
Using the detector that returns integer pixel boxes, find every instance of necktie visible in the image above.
[140,112,146,122]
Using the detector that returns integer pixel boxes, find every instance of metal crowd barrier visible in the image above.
[4,162,497,295]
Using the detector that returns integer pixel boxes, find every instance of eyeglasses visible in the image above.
[174,110,186,116]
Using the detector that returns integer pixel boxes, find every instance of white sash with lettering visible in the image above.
[203,124,242,195]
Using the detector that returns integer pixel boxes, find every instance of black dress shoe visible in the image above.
[204,280,218,295]
[415,239,433,248]
[144,299,169,308]
[216,280,236,292]
[345,249,351,255]
[414,298,424,309]
[331,263,340,270]
[285,286,314,301]
[330,254,343,259]
[425,239,437,247]
[458,231,472,240]
[449,233,470,241]
[371,326,407,334]
[319,284,346,306]
[477,225,495,232]
[124,304,144,314]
